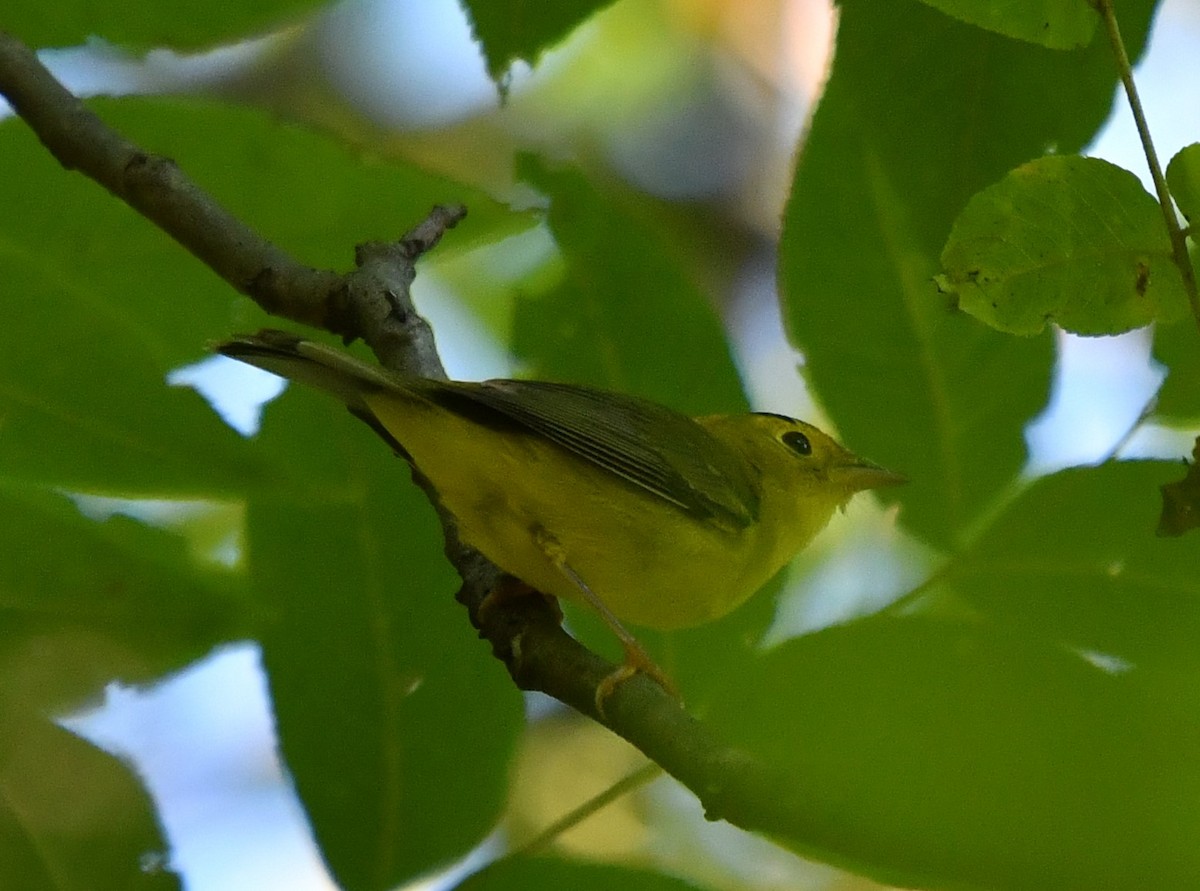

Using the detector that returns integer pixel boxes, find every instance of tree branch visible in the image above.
[1090,0,1200,336]
[0,28,464,358]
[0,27,812,851]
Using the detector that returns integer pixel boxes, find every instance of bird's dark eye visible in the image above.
[782,430,811,455]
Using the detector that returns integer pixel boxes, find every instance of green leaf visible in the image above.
[247,387,523,891]
[0,112,267,493]
[943,460,1200,668]
[708,612,1200,890]
[939,155,1185,335]
[0,484,244,713]
[91,99,528,273]
[786,0,1098,546]
[915,0,1098,49]
[0,711,179,891]
[513,157,746,416]
[460,0,616,84]
[1166,142,1200,222]
[0,98,527,494]
[8,0,320,50]
[779,0,1157,546]
[457,857,707,890]
[1152,318,1200,421]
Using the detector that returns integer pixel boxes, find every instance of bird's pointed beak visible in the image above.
[832,459,907,493]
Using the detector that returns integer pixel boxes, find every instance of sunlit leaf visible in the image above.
[915,0,1098,49]
[0,712,178,891]
[939,155,1185,335]
[1166,142,1200,222]
[1151,317,1200,421]
[0,484,243,713]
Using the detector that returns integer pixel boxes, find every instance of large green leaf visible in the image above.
[941,460,1200,669]
[915,0,1098,49]
[0,484,244,713]
[247,384,523,891]
[939,156,1185,335]
[1166,142,1200,224]
[513,157,746,416]
[1152,143,1200,422]
[0,111,267,493]
[778,0,1157,547]
[1152,318,1200,421]
[0,711,179,891]
[8,0,320,50]
[708,612,1200,889]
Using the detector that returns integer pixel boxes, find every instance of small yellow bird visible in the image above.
[218,330,903,696]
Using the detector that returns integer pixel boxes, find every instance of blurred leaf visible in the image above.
[8,0,319,50]
[93,99,531,271]
[1151,317,1200,421]
[1157,436,1200,536]
[944,461,1200,668]
[1166,142,1200,222]
[0,106,232,365]
[0,111,267,493]
[248,386,523,891]
[460,0,616,84]
[513,157,746,416]
[0,484,244,713]
[458,856,707,890]
[0,711,178,891]
[779,0,1157,547]
[708,612,1200,890]
[915,0,1098,48]
[0,98,528,494]
[939,156,1184,335]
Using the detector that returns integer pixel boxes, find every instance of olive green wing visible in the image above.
[216,332,759,530]
[422,379,760,531]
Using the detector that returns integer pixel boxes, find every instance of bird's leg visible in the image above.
[533,528,680,714]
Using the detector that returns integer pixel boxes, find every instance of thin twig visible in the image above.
[511,761,663,860]
[1091,1,1200,335]
[1102,392,1158,463]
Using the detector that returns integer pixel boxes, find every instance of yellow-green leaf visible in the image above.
[940,155,1185,335]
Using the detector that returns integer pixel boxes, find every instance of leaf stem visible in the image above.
[511,761,663,859]
[1092,0,1200,335]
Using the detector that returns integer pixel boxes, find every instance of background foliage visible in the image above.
[2,0,1198,889]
